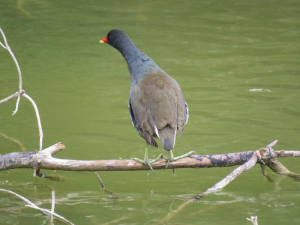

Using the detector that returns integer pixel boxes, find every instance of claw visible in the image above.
[131,157,155,173]
[165,150,197,169]
[131,144,162,174]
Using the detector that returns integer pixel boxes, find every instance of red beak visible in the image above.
[100,36,107,43]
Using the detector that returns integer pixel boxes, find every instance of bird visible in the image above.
[100,29,195,173]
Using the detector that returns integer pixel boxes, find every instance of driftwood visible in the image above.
[1,140,299,177]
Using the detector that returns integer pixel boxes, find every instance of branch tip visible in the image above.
[246,216,258,225]
[42,142,65,156]
[267,140,278,148]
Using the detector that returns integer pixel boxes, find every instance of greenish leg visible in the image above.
[131,144,163,174]
[163,150,197,169]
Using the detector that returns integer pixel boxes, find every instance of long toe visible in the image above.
[131,157,155,174]
[165,151,196,169]
[173,151,197,161]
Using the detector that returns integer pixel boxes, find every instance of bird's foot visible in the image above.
[163,150,197,169]
[172,150,197,161]
[131,153,163,174]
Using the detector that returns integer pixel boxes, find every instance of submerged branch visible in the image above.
[95,172,118,197]
[0,189,74,225]
[0,132,26,152]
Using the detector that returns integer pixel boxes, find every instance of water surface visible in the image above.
[1,0,300,224]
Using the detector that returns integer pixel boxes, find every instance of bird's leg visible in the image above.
[163,150,197,169]
[149,152,163,163]
[131,144,163,174]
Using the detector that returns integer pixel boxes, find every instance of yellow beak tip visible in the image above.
[99,40,105,44]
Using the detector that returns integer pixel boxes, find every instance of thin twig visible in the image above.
[22,93,43,151]
[0,132,26,152]
[247,216,258,225]
[0,27,9,48]
[0,188,74,225]
[51,190,55,224]
[95,172,105,189]
[95,172,118,197]
[0,28,43,151]
[26,204,74,225]
[260,164,275,183]
[0,27,22,115]
[196,152,258,198]
[0,91,24,105]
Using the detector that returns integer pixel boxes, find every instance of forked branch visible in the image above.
[0,27,43,151]
[0,141,300,173]
[101,141,299,225]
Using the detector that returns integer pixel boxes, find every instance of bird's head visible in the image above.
[100,29,131,51]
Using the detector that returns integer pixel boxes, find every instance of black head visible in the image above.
[100,29,133,51]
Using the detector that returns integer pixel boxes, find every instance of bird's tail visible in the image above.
[158,125,176,151]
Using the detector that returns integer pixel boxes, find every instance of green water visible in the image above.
[1,0,300,224]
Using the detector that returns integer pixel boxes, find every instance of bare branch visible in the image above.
[277,150,300,157]
[0,91,24,105]
[159,152,259,223]
[0,28,9,48]
[42,142,66,155]
[22,93,43,151]
[51,190,55,224]
[1,28,43,151]
[260,164,275,183]
[26,205,74,225]
[0,141,294,225]
[267,140,278,148]
[0,188,74,225]
[95,172,106,189]
[196,152,258,198]
[0,188,37,206]
[0,141,300,173]
[0,27,23,114]
[247,216,258,225]
[95,172,118,197]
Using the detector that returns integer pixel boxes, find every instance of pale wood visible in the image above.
[247,216,258,225]
[0,28,43,151]
[0,188,74,225]
[1,141,300,173]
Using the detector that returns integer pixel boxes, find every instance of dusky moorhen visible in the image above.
[100,29,195,173]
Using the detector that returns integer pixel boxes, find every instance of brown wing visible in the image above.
[129,70,187,150]
[129,85,158,148]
